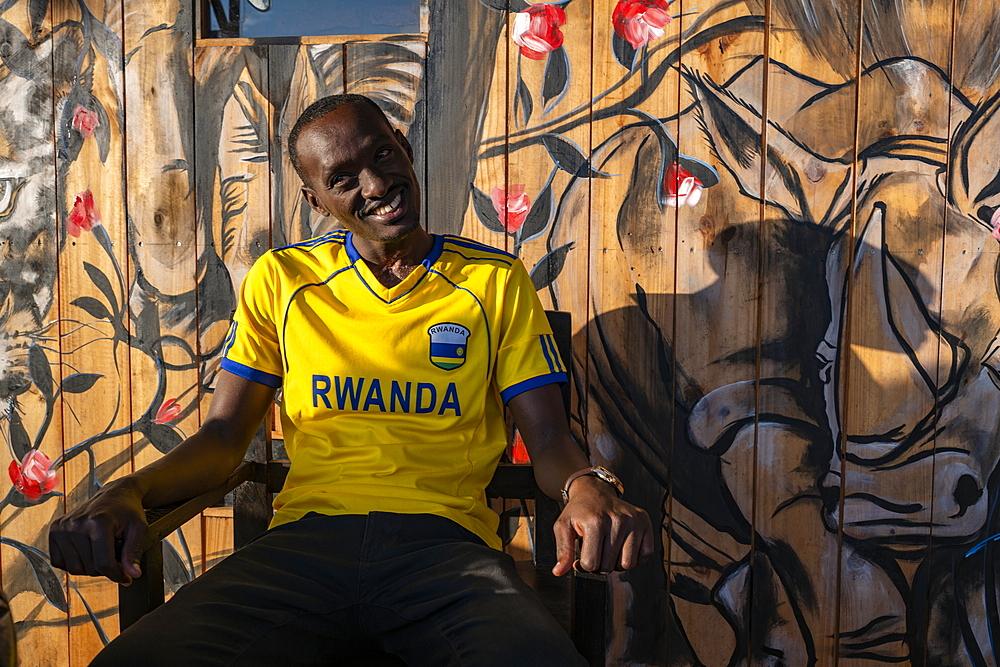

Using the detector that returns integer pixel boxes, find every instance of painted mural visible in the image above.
[1,0,1000,665]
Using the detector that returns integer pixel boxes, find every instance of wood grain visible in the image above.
[122,0,203,621]
[53,0,130,659]
[0,3,68,664]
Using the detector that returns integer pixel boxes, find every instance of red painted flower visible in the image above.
[67,189,101,237]
[154,398,182,424]
[613,0,671,49]
[490,185,532,233]
[664,163,703,207]
[510,430,531,464]
[512,3,567,60]
[71,104,100,139]
[991,208,1000,242]
[8,450,58,501]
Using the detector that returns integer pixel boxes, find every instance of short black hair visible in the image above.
[287,94,392,181]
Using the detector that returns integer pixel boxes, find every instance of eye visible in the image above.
[329,174,350,188]
[375,148,392,160]
[0,178,24,218]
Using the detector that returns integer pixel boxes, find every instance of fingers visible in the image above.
[558,504,653,575]
[48,513,143,584]
[551,516,579,577]
[119,521,147,580]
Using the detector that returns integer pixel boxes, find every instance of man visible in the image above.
[49,95,652,666]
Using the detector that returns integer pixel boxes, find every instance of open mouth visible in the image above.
[367,192,405,222]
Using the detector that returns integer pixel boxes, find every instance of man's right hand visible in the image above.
[49,479,148,585]
[48,371,275,585]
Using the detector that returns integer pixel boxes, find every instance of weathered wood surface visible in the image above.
[0,3,68,665]
[56,0,128,659]
[5,0,1000,665]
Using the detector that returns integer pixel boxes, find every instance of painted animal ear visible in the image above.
[687,72,852,231]
[949,91,1000,216]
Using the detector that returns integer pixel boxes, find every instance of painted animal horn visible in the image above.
[841,204,959,446]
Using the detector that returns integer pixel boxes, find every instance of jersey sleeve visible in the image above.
[220,253,284,388]
[494,259,568,403]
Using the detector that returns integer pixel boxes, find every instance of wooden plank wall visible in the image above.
[2,0,1000,665]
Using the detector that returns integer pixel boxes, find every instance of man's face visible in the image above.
[297,104,421,243]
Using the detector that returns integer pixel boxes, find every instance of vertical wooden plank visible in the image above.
[920,2,1000,664]
[735,4,860,667]
[463,14,508,251]
[269,43,344,246]
[565,0,687,663]
[50,0,130,660]
[834,0,958,662]
[193,46,271,548]
[202,507,234,572]
[122,0,203,612]
[654,1,767,664]
[0,2,70,664]
[420,0,507,236]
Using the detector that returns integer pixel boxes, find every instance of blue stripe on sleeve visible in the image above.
[539,335,556,373]
[500,372,568,403]
[544,334,565,372]
[220,358,282,388]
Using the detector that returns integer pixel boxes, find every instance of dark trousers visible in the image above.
[91,512,586,666]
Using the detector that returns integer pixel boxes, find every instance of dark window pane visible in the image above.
[221,0,425,38]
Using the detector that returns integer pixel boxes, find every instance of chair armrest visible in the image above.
[139,461,263,552]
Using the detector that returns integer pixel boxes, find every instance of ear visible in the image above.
[394,128,414,163]
[687,71,852,231]
[300,187,329,216]
[949,91,1000,217]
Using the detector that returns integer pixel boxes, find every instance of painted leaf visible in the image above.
[61,373,103,394]
[612,31,638,70]
[0,539,68,612]
[163,540,193,595]
[27,0,47,38]
[144,422,183,454]
[90,95,112,164]
[470,184,506,233]
[680,156,720,189]
[71,296,111,321]
[28,344,52,399]
[90,18,124,70]
[514,74,533,128]
[57,88,85,162]
[70,583,110,646]
[519,180,554,243]
[540,134,607,178]
[529,242,574,290]
[542,46,569,111]
[8,408,30,461]
[83,262,118,315]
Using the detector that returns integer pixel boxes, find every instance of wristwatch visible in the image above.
[560,466,624,502]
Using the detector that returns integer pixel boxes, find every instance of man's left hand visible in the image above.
[551,476,654,577]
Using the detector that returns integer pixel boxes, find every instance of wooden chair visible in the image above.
[117,311,607,665]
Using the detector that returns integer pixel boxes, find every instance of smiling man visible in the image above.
[50,95,652,667]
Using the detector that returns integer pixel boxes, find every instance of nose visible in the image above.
[360,167,391,201]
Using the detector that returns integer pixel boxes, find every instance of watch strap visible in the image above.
[560,466,624,502]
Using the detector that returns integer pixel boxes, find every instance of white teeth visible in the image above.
[371,193,402,217]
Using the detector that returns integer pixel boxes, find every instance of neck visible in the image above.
[352,228,434,288]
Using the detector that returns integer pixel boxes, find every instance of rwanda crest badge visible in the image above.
[428,323,470,370]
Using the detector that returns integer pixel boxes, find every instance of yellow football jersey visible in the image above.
[221,231,567,548]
